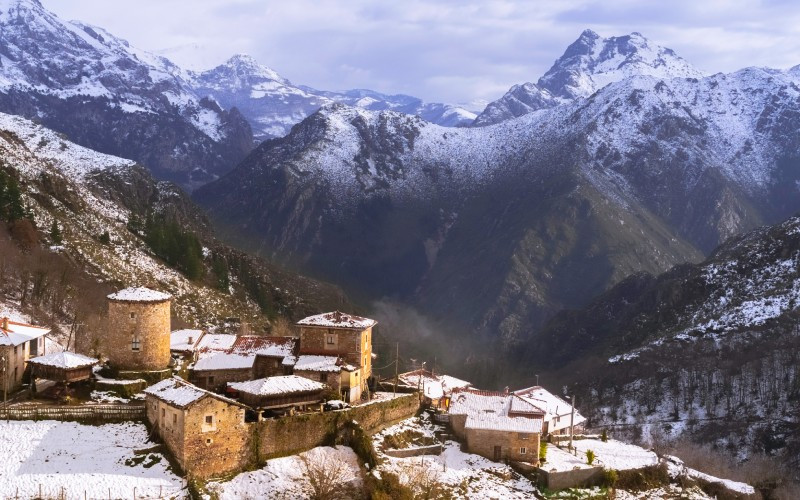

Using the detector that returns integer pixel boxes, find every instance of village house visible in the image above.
[189,335,297,391]
[144,377,250,479]
[0,316,50,393]
[286,354,361,402]
[228,375,326,416]
[397,369,472,409]
[296,311,376,401]
[448,389,545,464]
[513,386,586,436]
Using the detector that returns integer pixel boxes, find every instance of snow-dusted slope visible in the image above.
[0,0,253,187]
[474,29,705,126]
[193,55,477,140]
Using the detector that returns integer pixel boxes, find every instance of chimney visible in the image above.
[504,386,509,395]
[2,317,7,331]
[333,311,343,323]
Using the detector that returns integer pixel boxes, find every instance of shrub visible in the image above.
[539,441,547,462]
[49,220,62,244]
[586,449,596,465]
[602,468,619,487]
[367,471,413,500]
[601,429,608,442]
[99,231,111,245]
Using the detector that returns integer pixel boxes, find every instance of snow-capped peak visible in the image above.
[537,29,705,99]
[200,54,290,88]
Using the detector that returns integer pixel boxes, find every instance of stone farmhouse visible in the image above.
[448,389,546,464]
[514,385,587,435]
[28,351,98,386]
[296,311,376,401]
[0,316,50,392]
[144,377,250,479]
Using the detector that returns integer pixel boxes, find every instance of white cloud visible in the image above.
[43,0,800,104]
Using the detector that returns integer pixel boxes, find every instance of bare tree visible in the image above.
[299,449,359,500]
[400,460,449,499]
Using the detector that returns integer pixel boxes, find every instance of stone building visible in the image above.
[287,354,361,402]
[513,386,586,436]
[189,335,297,391]
[105,287,172,373]
[144,377,250,479]
[448,389,544,464]
[0,317,50,393]
[296,311,375,399]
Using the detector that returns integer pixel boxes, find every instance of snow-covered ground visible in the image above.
[373,414,539,499]
[542,444,594,472]
[571,438,658,470]
[207,446,362,500]
[0,420,186,499]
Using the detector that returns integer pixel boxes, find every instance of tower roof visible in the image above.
[107,287,172,303]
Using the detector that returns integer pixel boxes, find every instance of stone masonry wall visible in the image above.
[255,393,420,460]
[182,397,250,480]
[298,326,372,379]
[190,367,253,392]
[106,299,171,371]
[465,428,540,464]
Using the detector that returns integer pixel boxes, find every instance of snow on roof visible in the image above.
[229,375,326,396]
[0,317,50,347]
[230,336,297,358]
[170,329,203,352]
[193,352,255,371]
[513,386,586,427]
[28,351,98,369]
[144,377,245,409]
[195,333,237,353]
[397,370,472,400]
[449,390,543,434]
[297,311,376,329]
[293,355,342,372]
[107,287,171,303]
[282,355,297,367]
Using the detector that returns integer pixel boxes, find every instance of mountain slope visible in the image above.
[0,112,348,347]
[474,29,704,126]
[526,214,800,464]
[0,0,254,188]
[193,55,477,140]
[195,51,800,353]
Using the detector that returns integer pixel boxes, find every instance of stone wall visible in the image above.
[538,466,604,489]
[106,299,171,371]
[182,396,250,480]
[298,326,372,379]
[255,394,420,460]
[464,428,540,464]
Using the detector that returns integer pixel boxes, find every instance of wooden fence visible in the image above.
[0,403,145,422]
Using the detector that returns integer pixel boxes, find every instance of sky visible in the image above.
[45,0,800,105]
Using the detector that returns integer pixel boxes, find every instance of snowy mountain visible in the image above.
[193,55,477,140]
[0,0,254,188]
[474,29,705,126]
[0,111,347,338]
[527,213,800,464]
[195,51,800,354]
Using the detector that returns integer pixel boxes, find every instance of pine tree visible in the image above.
[50,220,63,244]
[99,231,111,245]
[5,177,25,222]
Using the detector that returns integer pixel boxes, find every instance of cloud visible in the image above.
[44,0,800,104]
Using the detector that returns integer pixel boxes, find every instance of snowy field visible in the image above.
[373,414,539,499]
[0,420,186,499]
[207,446,362,500]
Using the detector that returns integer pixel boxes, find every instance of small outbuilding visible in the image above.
[228,375,326,413]
[28,351,98,384]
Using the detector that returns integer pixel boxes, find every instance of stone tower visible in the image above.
[106,287,172,372]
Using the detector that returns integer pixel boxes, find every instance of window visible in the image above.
[520,447,527,455]
[205,415,213,425]
[319,373,326,382]
[326,333,336,345]
[161,408,166,418]
[14,345,18,355]
[172,413,177,424]
[130,312,136,319]
[208,376,215,386]
[206,438,213,445]
[518,433,530,440]
[131,338,141,351]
